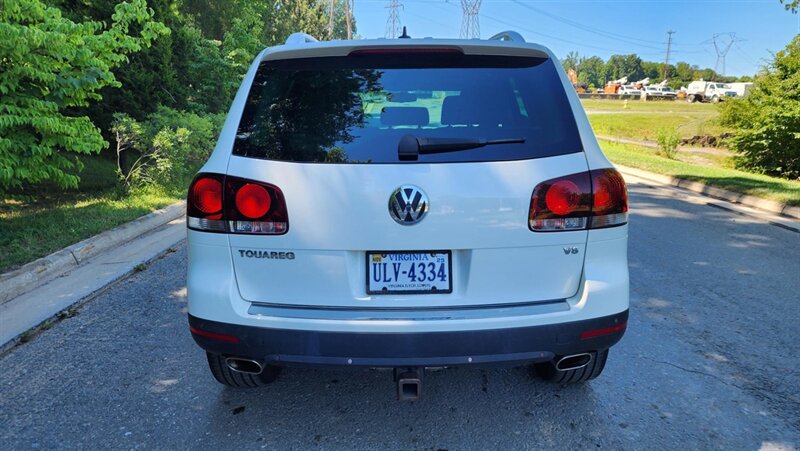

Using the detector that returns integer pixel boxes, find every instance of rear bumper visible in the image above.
[189,309,628,367]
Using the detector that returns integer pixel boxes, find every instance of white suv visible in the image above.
[186,31,629,398]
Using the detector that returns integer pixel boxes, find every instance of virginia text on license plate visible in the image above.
[367,251,452,294]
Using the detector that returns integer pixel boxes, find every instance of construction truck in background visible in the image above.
[567,68,591,93]
[686,80,738,103]
[604,77,627,94]
[728,82,754,98]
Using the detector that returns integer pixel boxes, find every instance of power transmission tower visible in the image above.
[709,33,738,78]
[662,30,675,80]
[460,0,482,39]
[385,0,402,38]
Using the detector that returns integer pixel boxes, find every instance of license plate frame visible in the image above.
[366,250,453,295]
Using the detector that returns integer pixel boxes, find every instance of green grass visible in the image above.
[581,98,719,113]
[0,157,185,272]
[601,141,800,206]
[581,99,731,143]
[588,112,730,141]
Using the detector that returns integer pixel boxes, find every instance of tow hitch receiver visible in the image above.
[394,367,423,401]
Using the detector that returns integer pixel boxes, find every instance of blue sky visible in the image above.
[352,0,800,76]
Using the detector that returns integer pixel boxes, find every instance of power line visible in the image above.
[437,0,699,58]
[510,0,666,50]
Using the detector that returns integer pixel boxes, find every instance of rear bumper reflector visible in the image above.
[580,321,627,340]
[190,326,240,343]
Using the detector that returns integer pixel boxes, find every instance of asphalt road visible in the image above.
[1,181,799,450]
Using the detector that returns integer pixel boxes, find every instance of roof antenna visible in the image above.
[399,26,410,39]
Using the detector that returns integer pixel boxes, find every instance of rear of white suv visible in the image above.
[187,32,629,396]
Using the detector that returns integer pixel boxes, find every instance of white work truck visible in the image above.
[686,81,737,103]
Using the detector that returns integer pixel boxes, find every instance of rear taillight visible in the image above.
[529,172,592,231]
[590,168,628,229]
[187,173,288,234]
[529,168,627,232]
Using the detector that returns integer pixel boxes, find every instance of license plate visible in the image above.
[366,251,452,295]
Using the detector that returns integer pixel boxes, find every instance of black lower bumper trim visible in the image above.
[188,309,628,367]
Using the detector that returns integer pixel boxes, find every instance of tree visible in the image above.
[641,61,662,80]
[781,0,799,13]
[606,54,644,81]
[719,36,800,179]
[577,56,606,87]
[561,51,580,72]
[0,0,168,190]
[673,61,695,85]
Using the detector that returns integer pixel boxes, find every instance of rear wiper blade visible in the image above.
[398,134,526,161]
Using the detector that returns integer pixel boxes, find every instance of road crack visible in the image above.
[643,356,745,390]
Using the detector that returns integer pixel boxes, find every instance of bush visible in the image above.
[112,108,224,189]
[719,36,800,179]
[656,128,681,159]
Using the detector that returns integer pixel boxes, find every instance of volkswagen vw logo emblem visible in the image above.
[389,185,429,225]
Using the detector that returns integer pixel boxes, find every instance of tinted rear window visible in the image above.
[233,53,582,163]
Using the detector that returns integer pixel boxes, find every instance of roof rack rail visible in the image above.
[488,31,525,43]
[285,32,318,45]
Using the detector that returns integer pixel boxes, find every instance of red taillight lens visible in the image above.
[590,169,628,229]
[190,177,222,215]
[529,168,627,232]
[235,183,272,219]
[529,173,592,231]
[187,173,288,234]
[545,180,582,215]
[225,177,288,234]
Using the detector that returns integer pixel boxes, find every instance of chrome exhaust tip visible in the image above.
[225,357,264,375]
[555,353,592,371]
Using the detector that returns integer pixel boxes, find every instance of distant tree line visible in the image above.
[560,51,752,90]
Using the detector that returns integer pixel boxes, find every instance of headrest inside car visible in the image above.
[380,107,430,127]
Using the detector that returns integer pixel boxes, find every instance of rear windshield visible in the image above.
[233,52,582,163]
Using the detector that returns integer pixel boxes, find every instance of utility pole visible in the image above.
[460,0,482,39]
[385,0,402,38]
[662,30,675,80]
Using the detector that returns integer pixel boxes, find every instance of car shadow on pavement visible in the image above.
[200,364,606,449]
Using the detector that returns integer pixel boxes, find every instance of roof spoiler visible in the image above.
[284,31,524,46]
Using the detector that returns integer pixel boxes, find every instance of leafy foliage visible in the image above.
[0,0,168,189]
[655,128,681,160]
[719,36,800,179]
[1,0,352,192]
[781,0,799,13]
[112,108,224,188]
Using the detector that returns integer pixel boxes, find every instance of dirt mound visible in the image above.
[680,133,732,148]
